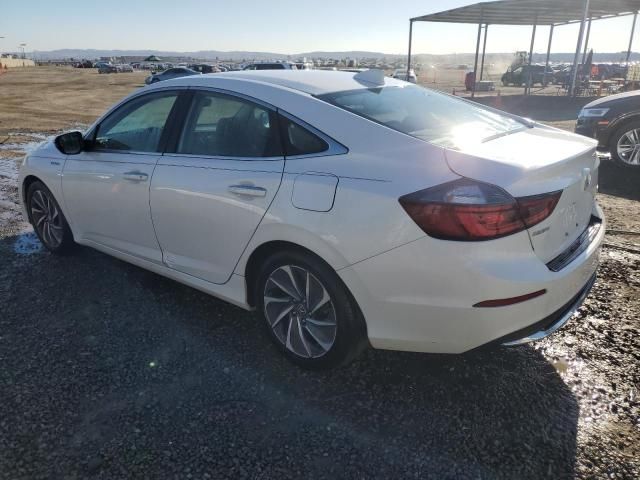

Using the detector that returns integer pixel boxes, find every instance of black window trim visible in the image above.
[84,87,188,156]
[276,109,348,159]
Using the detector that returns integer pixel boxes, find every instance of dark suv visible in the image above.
[575,89,640,168]
[501,65,553,87]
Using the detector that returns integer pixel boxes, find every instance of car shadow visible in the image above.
[597,160,640,201]
[1,238,579,478]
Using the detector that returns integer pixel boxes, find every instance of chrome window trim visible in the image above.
[188,86,277,112]
[187,87,348,158]
[162,153,283,162]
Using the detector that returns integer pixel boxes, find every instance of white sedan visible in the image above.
[18,70,604,369]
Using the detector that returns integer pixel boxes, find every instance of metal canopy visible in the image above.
[408,0,640,97]
[411,0,640,26]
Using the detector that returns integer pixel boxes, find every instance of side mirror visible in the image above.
[54,131,84,155]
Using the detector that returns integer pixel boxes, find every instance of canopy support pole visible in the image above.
[525,19,537,95]
[407,19,414,81]
[543,24,554,86]
[581,17,592,64]
[569,0,590,96]
[472,20,483,98]
[626,12,638,64]
[480,24,489,80]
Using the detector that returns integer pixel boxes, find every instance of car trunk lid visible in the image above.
[444,125,599,263]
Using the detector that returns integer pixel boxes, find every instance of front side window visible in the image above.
[177,92,282,157]
[318,85,526,150]
[94,92,178,152]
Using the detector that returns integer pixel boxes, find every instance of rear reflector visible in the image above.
[473,289,547,308]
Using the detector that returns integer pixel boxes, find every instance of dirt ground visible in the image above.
[0,67,148,137]
[1,66,639,479]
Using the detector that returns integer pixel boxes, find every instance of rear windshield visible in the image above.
[317,85,526,150]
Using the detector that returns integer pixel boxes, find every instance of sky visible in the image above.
[1,0,637,55]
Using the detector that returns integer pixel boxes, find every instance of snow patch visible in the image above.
[0,153,33,239]
[13,231,43,255]
[0,157,19,181]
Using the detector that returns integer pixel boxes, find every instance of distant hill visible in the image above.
[29,48,638,63]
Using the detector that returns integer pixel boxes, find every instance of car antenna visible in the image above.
[354,68,385,87]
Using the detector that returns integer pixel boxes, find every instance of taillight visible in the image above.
[399,179,561,241]
[516,191,562,228]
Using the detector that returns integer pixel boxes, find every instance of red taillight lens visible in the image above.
[399,179,561,241]
[516,191,562,228]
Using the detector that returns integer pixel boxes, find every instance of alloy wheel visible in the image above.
[263,265,337,358]
[617,128,640,165]
[30,189,63,248]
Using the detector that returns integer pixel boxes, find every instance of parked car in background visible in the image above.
[392,68,417,83]
[75,60,93,68]
[294,62,314,70]
[145,67,200,84]
[97,64,117,74]
[189,64,217,74]
[116,64,134,73]
[20,70,604,369]
[575,89,640,168]
[501,65,553,87]
[243,62,298,70]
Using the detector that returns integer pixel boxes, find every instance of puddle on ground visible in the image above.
[13,231,43,255]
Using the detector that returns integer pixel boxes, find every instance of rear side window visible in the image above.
[278,115,328,156]
[177,92,282,157]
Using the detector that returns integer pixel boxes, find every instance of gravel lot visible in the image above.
[1,68,639,479]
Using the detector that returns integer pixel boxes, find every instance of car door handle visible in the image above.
[228,185,267,197]
[122,171,148,182]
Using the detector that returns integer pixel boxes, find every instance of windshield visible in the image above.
[317,85,526,150]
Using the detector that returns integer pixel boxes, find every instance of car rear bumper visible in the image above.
[338,204,605,354]
[497,271,596,346]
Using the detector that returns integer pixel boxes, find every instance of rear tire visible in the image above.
[256,251,368,369]
[610,120,640,168]
[26,181,75,254]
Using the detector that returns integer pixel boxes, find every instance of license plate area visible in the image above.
[546,215,602,272]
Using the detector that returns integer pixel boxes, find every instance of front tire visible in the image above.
[27,181,75,253]
[256,251,368,369]
[610,120,640,168]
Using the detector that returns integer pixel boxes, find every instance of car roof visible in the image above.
[165,69,407,95]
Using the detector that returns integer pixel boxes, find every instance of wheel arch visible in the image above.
[21,174,76,238]
[242,239,363,323]
[21,174,46,222]
[22,174,42,202]
[606,113,640,146]
[244,240,335,308]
